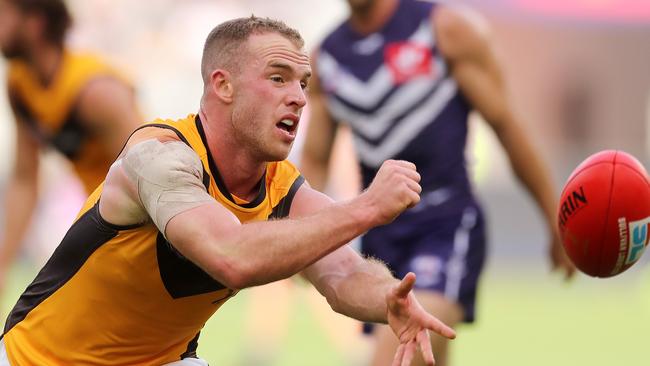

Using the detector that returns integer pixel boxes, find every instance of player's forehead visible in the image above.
[246,33,310,72]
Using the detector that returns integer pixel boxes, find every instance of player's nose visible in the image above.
[286,81,307,109]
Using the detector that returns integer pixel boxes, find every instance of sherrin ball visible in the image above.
[558,150,650,277]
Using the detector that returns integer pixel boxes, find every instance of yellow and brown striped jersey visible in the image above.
[1,114,305,365]
[7,50,132,193]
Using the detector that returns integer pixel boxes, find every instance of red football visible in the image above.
[558,150,650,277]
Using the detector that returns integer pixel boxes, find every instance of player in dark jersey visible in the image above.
[0,0,141,298]
[0,16,456,365]
[301,1,576,365]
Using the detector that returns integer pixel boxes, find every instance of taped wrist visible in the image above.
[121,139,214,236]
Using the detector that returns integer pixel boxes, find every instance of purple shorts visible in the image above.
[361,201,486,332]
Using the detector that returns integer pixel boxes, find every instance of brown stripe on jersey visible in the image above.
[122,121,227,298]
[156,233,228,298]
[268,175,305,219]
[180,332,201,359]
[50,110,86,159]
[49,77,123,159]
[9,76,122,160]
[2,203,138,336]
[8,89,51,146]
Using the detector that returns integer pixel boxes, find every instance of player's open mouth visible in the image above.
[276,117,298,135]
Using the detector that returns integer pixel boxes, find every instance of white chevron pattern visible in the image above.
[352,78,458,167]
[326,56,447,139]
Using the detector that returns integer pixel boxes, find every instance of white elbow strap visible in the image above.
[121,139,214,235]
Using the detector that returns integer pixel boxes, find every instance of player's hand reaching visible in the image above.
[548,227,576,280]
[361,160,421,227]
[387,272,456,366]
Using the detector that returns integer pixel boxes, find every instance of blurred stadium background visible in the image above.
[1,0,650,365]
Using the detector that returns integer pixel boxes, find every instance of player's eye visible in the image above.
[300,80,308,90]
[270,75,284,84]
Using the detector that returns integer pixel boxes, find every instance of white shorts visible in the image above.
[0,340,9,366]
[0,339,208,366]
[163,358,209,366]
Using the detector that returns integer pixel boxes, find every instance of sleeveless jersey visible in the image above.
[1,114,305,365]
[7,50,131,193]
[317,0,473,207]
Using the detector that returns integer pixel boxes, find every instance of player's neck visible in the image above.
[348,0,399,35]
[198,108,267,202]
[25,43,63,86]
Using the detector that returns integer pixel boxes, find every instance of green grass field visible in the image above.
[3,263,650,366]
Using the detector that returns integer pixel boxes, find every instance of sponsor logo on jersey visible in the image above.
[384,42,434,84]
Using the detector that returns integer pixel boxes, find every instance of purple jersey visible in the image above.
[317,0,473,207]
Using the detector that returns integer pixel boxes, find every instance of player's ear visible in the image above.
[210,69,234,103]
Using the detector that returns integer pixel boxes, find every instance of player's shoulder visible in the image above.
[6,59,32,89]
[318,19,349,52]
[65,49,134,87]
[264,159,306,219]
[121,120,186,157]
[267,159,302,188]
[65,49,111,70]
[434,3,489,33]
[433,4,491,59]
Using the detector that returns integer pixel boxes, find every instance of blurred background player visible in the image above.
[301,0,576,365]
[0,0,141,297]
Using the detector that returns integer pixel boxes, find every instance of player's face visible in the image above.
[0,0,26,59]
[230,32,311,162]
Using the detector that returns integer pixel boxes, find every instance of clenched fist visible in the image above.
[359,160,421,227]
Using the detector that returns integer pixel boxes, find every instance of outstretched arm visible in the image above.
[298,188,456,366]
[99,129,422,290]
[435,5,575,278]
[0,115,40,294]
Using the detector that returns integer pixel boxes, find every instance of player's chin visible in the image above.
[264,145,292,162]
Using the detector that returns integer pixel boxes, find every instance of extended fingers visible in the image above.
[394,272,417,298]
[401,341,416,366]
[417,330,435,366]
[392,343,406,366]
[426,314,457,340]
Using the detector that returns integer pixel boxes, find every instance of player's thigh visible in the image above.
[405,205,487,324]
[0,340,9,366]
